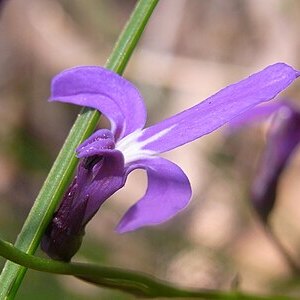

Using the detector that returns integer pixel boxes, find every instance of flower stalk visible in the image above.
[0,239,295,300]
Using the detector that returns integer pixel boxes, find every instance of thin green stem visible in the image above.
[263,223,300,275]
[0,239,294,300]
[0,0,158,298]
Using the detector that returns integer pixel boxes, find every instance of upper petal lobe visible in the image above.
[49,66,147,140]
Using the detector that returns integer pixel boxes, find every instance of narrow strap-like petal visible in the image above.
[138,63,300,153]
[116,157,192,233]
[49,66,147,140]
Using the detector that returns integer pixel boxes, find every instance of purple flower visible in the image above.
[238,102,300,221]
[41,63,300,261]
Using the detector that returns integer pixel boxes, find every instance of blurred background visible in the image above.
[1,0,300,298]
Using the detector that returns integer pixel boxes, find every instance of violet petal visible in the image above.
[49,66,146,140]
[116,157,192,233]
[77,129,116,159]
[79,150,126,224]
[138,63,300,153]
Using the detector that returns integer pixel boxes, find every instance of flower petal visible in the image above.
[138,63,300,153]
[49,66,147,140]
[116,157,192,233]
[76,129,116,159]
[79,150,125,225]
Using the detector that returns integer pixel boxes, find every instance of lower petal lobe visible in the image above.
[116,157,192,233]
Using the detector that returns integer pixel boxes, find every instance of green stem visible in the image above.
[0,0,158,298]
[263,223,300,275]
[0,239,294,300]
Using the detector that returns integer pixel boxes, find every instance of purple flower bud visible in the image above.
[251,105,300,221]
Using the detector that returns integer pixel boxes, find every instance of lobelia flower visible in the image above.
[235,102,300,221]
[41,63,300,261]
